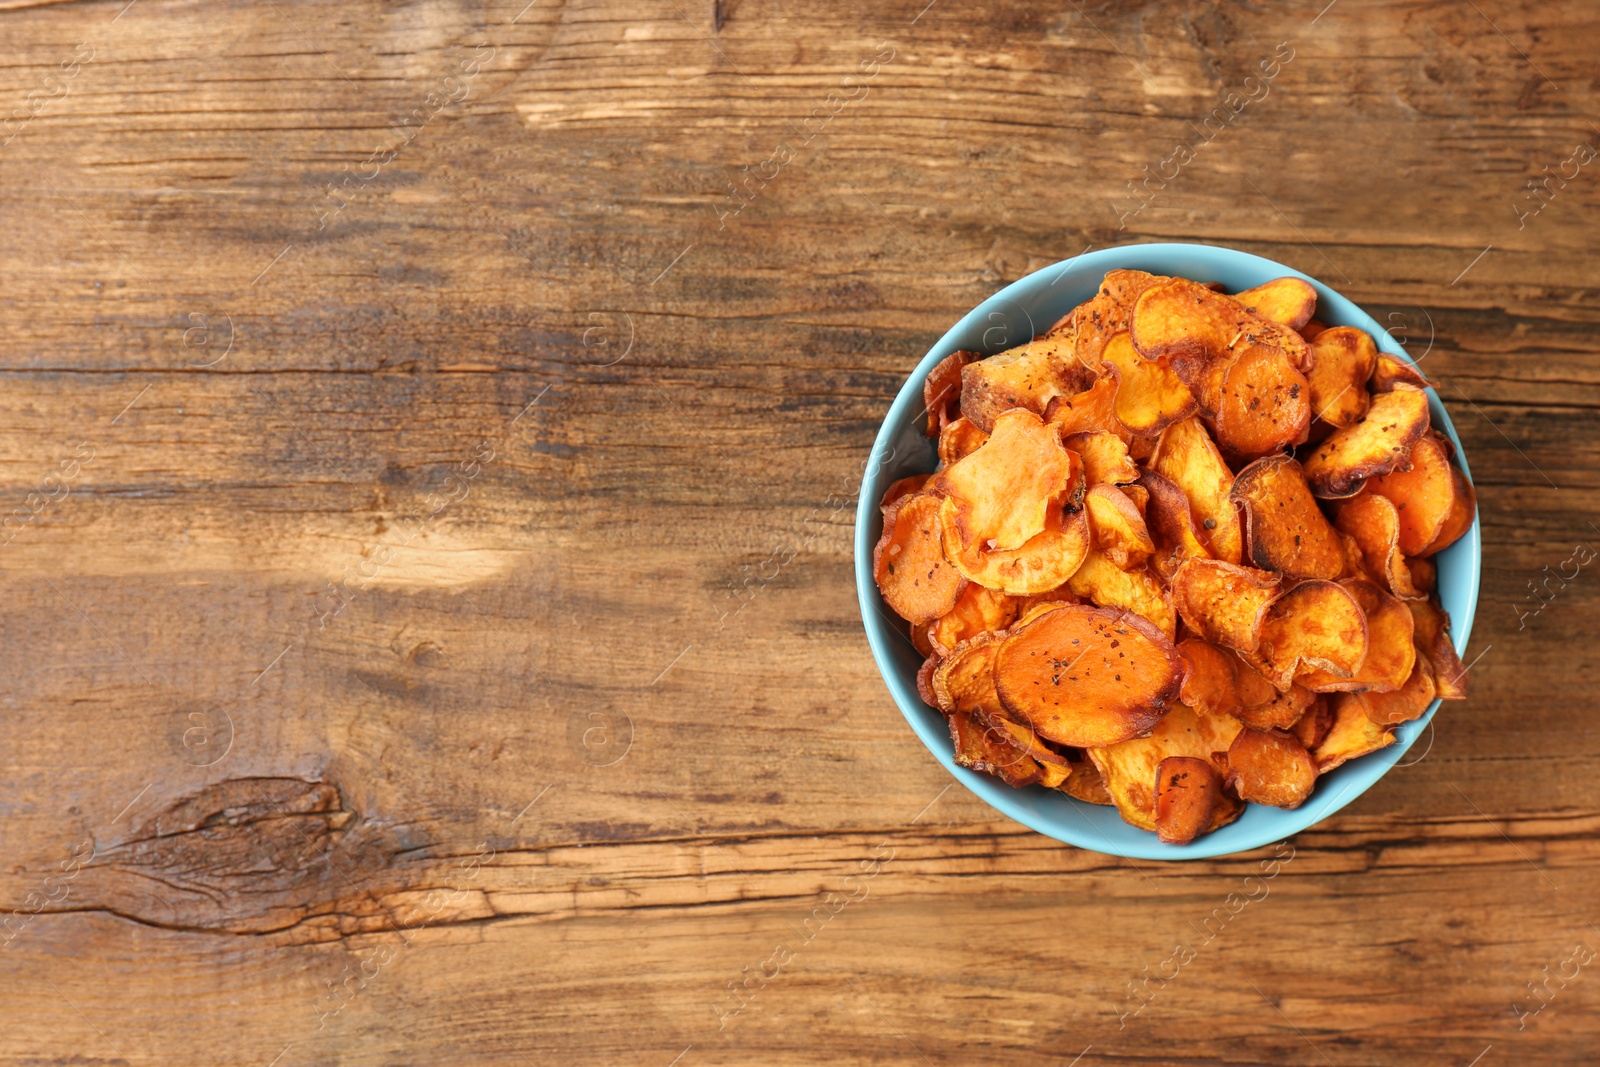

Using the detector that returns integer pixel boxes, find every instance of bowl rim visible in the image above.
[853,241,1481,860]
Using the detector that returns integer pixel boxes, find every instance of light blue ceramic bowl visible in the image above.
[855,242,1480,860]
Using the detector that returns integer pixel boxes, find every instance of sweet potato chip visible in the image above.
[1155,756,1221,844]
[1063,430,1139,486]
[960,336,1091,434]
[1213,343,1312,458]
[1302,383,1431,498]
[994,603,1185,747]
[1072,269,1168,371]
[1360,652,1437,726]
[1290,694,1334,750]
[1100,331,1197,437]
[881,474,929,512]
[1150,416,1243,564]
[1409,598,1468,699]
[916,653,939,708]
[1421,464,1476,556]
[1171,558,1281,652]
[1178,637,1242,718]
[1333,492,1426,599]
[1066,550,1175,638]
[1230,455,1345,580]
[1138,469,1212,579]
[931,631,1004,715]
[928,583,1019,655]
[1226,728,1317,808]
[911,619,935,659]
[949,706,1043,787]
[1305,326,1377,429]
[874,492,967,624]
[1299,319,1329,341]
[1044,376,1126,441]
[1243,579,1369,691]
[1313,694,1395,772]
[1370,352,1431,393]
[1367,433,1455,555]
[1235,676,1316,731]
[938,417,989,468]
[1299,579,1415,693]
[1088,703,1243,832]
[924,350,972,436]
[941,498,1093,595]
[1059,753,1114,805]
[936,408,1081,552]
[1083,484,1155,570]
[1233,277,1317,331]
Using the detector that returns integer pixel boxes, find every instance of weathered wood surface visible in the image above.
[0,0,1595,1062]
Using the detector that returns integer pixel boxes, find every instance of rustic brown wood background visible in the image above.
[0,0,1593,1062]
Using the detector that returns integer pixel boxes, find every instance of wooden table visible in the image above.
[0,0,1592,1062]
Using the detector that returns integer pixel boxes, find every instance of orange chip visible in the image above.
[1233,277,1317,331]
[1421,465,1475,556]
[1100,331,1197,438]
[1059,753,1114,805]
[1072,269,1169,372]
[880,474,929,512]
[1083,484,1155,570]
[1066,549,1175,638]
[1313,693,1395,772]
[1290,694,1334,750]
[1305,326,1377,430]
[1367,433,1455,556]
[1359,652,1437,726]
[1408,598,1468,700]
[959,336,1092,434]
[1333,492,1426,599]
[1138,469,1212,579]
[1063,430,1139,486]
[924,350,972,436]
[994,603,1185,748]
[1235,675,1316,731]
[1155,756,1222,844]
[1230,455,1345,580]
[1226,728,1317,808]
[928,583,1019,655]
[874,492,967,624]
[1213,343,1312,459]
[930,631,1004,715]
[1044,375,1126,441]
[1149,416,1244,564]
[1178,637,1243,718]
[1299,579,1415,693]
[1087,703,1243,833]
[1171,558,1281,652]
[1370,352,1432,393]
[937,417,989,468]
[949,706,1044,787]
[916,653,939,708]
[940,497,1092,595]
[936,408,1081,553]
[1302,384,1432,498]
[1243,579,1369,691]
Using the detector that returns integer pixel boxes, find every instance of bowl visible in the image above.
[854,242,1480,860]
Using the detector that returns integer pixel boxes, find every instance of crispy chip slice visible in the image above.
[881,474,929,512]
[1072,269,1169,371]
[1063,430,1139,486]
[1066,550,1175,638]
[1299,319,1329,342]
[1155,756,1221,844]
[1305,326,1378,429]
[1100,331,1197,437]
[1084,484,1155,570]
[1139,469,1213,579]
[916,653,939,708]
[1233,277,1317,331]
[1226,728,1317,808]
[1290,694,1334,750]
[1408,598,1468,699]
[1087,703,1243,832]
[994,603,1185,747]
[911,619,935,659]
[1422,465,1476,556]
[931,631,1005,714]
[949,705,1044,787]
[1243,579,1369,691]
[1150,416,1244,564]
[1302,384,1431,498]
[928,583,1019,656]
[1044,376,1126,441]
[936,409,1081,552]
[1230,455,1345,580]
[960,336,1092,434]
[874,492,967,624]
[1313,694,1395,772]
[1171,558,1281,652]
[1370,352,1432,393]
[1178,637,1243,718]
[1333,492,1426,599]
[1214,343,1312,459]
[1367,433,1455,556]
[1360,652,1437,726]
[1059,753,1114,805]
[1299,579,1415,693]
[924,350,973,436]
[938,417,989,468]
[1235,676,1315,731]
[940,497,1092,595]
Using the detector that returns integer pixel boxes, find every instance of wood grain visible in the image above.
[0,0,1596,1063]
